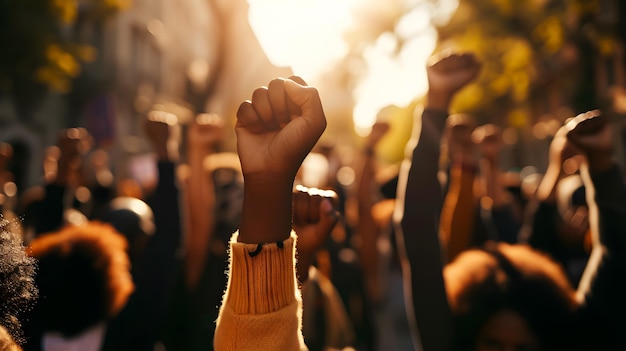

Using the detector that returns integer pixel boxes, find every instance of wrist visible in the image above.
[239,173,295,244]
[426,91,452,112]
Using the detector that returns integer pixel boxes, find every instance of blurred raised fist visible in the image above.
[565,110,614,173]
[188,113,225,153]
[293,185,339,281]
[427,52,482,98]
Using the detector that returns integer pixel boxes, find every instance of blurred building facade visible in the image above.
[0,0,290,192]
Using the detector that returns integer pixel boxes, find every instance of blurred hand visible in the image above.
[472,124,502,162]
[427,52,481,110]
[188,113,225,153]
[446,113,476,162]
[366,121,390,149]
[548,123,579,171]
[56,128,92,185]
[293,185,340,281]
[235,76,326,180]
[565,110,614,173]
[144,111,180,161]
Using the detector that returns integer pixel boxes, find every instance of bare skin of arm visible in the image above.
[183,113,224,289]
[439,114,477,262]
[293,186,339,282]
[236,76,327,244]
[355,121,390,302]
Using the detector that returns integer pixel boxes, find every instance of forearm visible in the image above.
[440,162,477,262]
[184,150,216,288]
[395,108,452,351]
[577,164,626,320]
[356,149,382,300]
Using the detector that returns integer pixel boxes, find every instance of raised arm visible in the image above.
[184,113,224,289]
[293,185,339,282]
[565,112,626,337]
[355,121,391,302]
[439,113,477,262]
[214,77,326,351]
[395,52,480,351]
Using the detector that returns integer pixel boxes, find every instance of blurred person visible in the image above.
[519,116,592,285]
[102,112,183,351]
[472,124,523,244]
[19,128,93,240]
[164,113,230,351]
[398,50,626,350]
[355,119,414,351]
[22,222,134,351]
[294,185,354,351]
[394,51,482,351]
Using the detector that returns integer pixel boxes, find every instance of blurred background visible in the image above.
[1,0,625,194]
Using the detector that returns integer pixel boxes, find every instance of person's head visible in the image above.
[0,219,37,346]
[98,196,155,263]
[444,242,578,351]
[27,222,133,337]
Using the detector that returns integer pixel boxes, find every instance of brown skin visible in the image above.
[356,120,391,302]
[184,114,224,288]
[292,186,339,282]
[236,76,327,244]
[54,128,92,187]
[426,52,482,112]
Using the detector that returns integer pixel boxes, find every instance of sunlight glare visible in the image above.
[247,0,357,79]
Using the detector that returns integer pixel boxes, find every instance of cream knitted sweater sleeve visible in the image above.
[214,231,308,351]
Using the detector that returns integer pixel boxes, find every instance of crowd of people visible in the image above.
[0,51,625,351]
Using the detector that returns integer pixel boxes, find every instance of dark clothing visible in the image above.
[102,161,183,351]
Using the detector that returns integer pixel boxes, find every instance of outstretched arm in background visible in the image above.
[565,112,626,346]
[355,121,391,303]
[439,113,477,262]
[184,113,224,289]
[394,52,480,351]
[214,77,326,351]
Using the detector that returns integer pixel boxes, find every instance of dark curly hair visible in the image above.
[0,218,38,345]
[444,242,578,350]
[27,221,134,337]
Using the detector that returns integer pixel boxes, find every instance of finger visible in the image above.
[307,188,322,223]
[293,187,311,225]
[286,76,308,117]
[566,110,606,137]
[283,80,326,131]
[268,78,290,126]
[236,101,264,134]
[251,87,279,130]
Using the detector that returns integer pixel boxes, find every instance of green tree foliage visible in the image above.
[0,0,129,105]
[434,0,608,126]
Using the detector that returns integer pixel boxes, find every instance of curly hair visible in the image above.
[444,242,578,350]
[27,221,134,337]
[0,218,37,345]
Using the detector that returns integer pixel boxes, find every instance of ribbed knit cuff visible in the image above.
[225,231,299,314]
